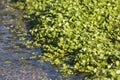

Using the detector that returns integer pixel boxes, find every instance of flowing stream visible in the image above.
[0,0,84,80]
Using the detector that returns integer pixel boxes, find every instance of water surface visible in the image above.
[0,0,83,80]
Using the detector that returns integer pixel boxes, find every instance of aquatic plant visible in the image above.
[14,0,120,79]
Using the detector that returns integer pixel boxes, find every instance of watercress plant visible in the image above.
[14,0,120,79]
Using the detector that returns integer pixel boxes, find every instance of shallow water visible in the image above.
[0,0,84,80]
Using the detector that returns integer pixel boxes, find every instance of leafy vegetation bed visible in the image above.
[13,0,120,79]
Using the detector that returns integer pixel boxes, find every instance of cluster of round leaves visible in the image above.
[16,0,120,79]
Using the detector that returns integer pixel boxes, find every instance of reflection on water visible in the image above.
[0,1,61,80]
[0,0,84,80]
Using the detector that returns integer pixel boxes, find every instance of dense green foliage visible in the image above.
[14,0,120,79]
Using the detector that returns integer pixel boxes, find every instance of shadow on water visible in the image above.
[0,0,84,80]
